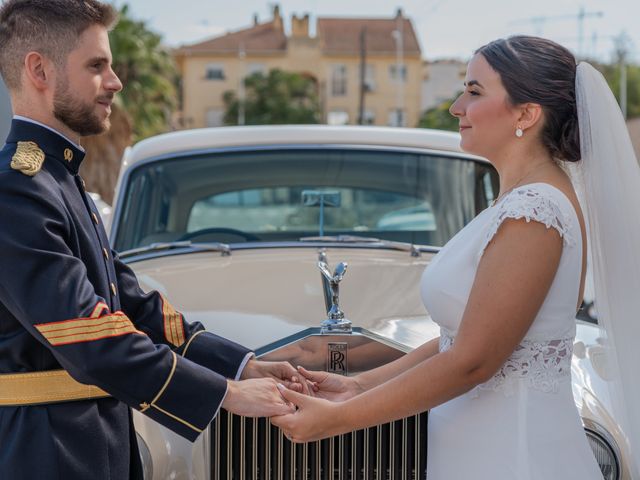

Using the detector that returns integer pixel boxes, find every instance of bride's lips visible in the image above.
[459,125,471,132]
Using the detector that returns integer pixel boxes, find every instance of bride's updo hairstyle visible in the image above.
[476,36,581,162]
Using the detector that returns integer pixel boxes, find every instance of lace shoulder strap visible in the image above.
[478,184,577,261]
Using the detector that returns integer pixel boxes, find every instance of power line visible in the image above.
[509,7,603,58]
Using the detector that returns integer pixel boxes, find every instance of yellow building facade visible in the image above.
[174,7,422,129]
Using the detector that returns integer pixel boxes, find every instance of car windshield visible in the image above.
[113,147,498,252]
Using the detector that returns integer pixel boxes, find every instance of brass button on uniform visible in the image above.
[64,148,73,162]
[110,283,117,296]
[91,212,99,225]
[102,248,109,260]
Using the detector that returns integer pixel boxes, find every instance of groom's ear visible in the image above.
[516,102,544,131]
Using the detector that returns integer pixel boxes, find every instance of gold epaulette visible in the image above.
[0,370,110,406]
[10,141,45,176]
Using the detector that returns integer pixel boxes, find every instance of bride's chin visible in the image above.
[459,139,477,155]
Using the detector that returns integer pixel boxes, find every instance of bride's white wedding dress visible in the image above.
[421,182,602,479]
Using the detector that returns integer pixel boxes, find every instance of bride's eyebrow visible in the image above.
[464,80,484,88]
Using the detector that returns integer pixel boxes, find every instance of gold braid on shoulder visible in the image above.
[11,141,45,176]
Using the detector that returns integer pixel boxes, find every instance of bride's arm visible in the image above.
[357,337,441,390]
[273,217,563,442]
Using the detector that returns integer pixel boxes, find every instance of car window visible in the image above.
[187,187,437,234]
[113,148,498,251]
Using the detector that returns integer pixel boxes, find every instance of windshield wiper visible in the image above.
[119,241,231,259]
[299,235,423,257]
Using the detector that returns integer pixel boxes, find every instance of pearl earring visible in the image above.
[515,126,524,138]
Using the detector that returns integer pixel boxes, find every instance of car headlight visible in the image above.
[583,421,620,480]
[136,432,154,480]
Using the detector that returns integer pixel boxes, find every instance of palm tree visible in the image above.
[108,4,179,141]
[81,4,179,205]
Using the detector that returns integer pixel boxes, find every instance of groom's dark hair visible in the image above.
[0,0,118,90]
[476,36,580,163]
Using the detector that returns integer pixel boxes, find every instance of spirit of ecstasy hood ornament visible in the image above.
[318,254,352,334]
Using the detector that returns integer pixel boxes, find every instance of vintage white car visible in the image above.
[110,125,629,479]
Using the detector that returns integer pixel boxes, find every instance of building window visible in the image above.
[389,64,407,83]
[328,110,349,125]
[206,108,224,127]
[388,109,406,127]
[331,65,348,97]
[205,63,225,80]
[364,64,376,92]
[247,63,267,76]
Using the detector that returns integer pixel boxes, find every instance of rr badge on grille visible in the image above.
[327,342,348,376]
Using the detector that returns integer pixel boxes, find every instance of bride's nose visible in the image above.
[449,94,464,118]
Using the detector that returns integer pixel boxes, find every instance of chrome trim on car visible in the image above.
[254,327,412,358]
[119,242,440,265]
[302,235,423,257]
[582,418,622,480]
[118,241,231,259]
[207,327,426,479]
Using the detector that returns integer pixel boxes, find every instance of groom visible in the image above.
[0,1,297,479]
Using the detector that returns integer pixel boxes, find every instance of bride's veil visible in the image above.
[570,62,640,475]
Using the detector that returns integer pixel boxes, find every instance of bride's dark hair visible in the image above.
[476,36,580,162]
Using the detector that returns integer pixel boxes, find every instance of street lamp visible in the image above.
[391,12,404,127]
[238,42,246,126]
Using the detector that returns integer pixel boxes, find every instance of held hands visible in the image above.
[295,366,364,401]
[269,367,365,443]
[240,358,305,392]
[221,378,295,417]
[271,384,343,443]
[230,361,363,440]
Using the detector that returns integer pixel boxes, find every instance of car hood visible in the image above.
[127,246,441,351]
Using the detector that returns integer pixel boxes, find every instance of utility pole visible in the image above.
[238,42,246,126]
[392,10,404,127]
[357,27,367,125]
[614,33,631,119]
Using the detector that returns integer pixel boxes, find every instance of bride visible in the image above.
[272,35,640,478]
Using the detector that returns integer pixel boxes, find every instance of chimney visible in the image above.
[272,4,283,31]
[395,8,403,18]
[253,13,259,26]
[291,13,309,38]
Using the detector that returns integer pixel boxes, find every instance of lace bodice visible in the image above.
[439,329,573,395]
[421,183,583,396]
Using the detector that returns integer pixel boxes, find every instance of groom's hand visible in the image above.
[240,359,305,393]
[222,378,295,417]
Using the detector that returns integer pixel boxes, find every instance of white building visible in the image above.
[421,59,465,112]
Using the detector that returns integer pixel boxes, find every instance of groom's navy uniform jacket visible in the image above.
[0,118,252,480]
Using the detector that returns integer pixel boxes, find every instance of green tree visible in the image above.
[108,4,178,141]
[417,94,460,131]
[223,69,320,125]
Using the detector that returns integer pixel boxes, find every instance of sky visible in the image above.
[123,0,640,63]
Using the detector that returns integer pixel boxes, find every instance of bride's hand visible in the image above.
[271,384,343,443]
[296,366,364,401]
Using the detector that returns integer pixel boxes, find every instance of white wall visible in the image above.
[421,61,465,111]
[0,76,13,142]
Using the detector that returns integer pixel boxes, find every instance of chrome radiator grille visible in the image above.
[210,410,428,479]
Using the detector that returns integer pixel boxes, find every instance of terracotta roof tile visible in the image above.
[318,17,420,56]
[176,22,286,54]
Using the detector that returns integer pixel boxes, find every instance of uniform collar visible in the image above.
[6,117,85,174]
